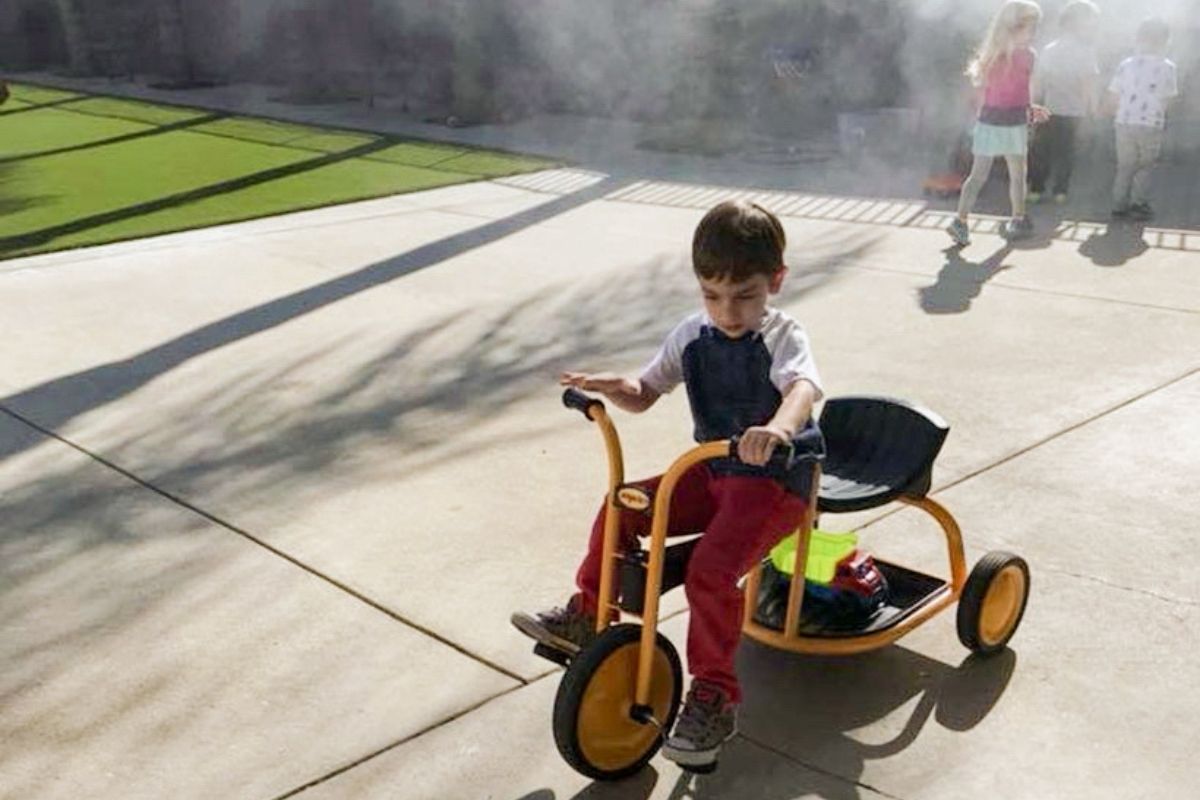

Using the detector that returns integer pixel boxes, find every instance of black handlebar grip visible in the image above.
[562,388,604,419]
[728,435,796,470]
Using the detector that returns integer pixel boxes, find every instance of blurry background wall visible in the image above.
[1,0,1194,148]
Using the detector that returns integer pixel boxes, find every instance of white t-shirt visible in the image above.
[1036,37,1099,117]
[640,307,823,400]
[639,306,825,491]
[1109,55,1178,129]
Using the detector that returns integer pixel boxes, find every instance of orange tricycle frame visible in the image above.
[578,398,969,711]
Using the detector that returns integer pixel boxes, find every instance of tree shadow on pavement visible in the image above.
[0,174,628,462]
[0,214,879,578]
[0,223,878,592]
[1,219,879,623]
[0,207,880,796]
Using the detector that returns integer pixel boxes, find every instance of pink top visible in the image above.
[982,47,1035,108]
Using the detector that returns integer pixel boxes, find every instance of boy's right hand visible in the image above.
[560,371,630,395]
[560,372,660,414]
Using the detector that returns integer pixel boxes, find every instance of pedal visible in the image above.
[533,642,572,667]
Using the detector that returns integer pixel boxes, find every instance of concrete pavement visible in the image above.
[2,82,1199,800]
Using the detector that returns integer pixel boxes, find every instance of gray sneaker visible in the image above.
[511,596,598,655]
[946,217,970,247]
[662,680,737,769]
[1128,202,1154,221]
[1001,215,1034,240]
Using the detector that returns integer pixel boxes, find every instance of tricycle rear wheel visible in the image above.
[957,551,1030,654]
[552,623,682,780]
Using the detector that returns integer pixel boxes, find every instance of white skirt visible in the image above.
[972,122,1028,157]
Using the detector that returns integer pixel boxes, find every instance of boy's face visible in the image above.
[698,269,785,339]
[1137,34,1168,54]
[1078,17,1099,44]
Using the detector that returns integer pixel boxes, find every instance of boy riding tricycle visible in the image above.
[512,200,1030,778]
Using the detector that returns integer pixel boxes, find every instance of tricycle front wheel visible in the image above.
[957,551,1030,654]
[552,623,682,780]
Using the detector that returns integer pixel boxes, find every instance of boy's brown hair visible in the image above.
[692,200,786,282]
[1060,1,1099,35]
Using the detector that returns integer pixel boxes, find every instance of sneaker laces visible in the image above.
[539,604,575,625]
[674,682,729,740]
[539,594,586,623]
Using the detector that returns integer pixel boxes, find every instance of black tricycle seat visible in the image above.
[817,395,949,514]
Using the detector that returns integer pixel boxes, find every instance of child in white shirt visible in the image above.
[1029,1,1101,204]
[1109,18,1178,220]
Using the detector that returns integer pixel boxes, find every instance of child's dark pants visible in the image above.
[576,463,808,704]
[1029,115,1081,195]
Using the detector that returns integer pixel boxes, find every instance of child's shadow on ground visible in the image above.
[918,244,1014,314]
[557,643,1016,800]
[1077,221,1150,268]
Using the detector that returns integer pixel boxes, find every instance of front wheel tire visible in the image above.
[552,623,682,780]
[957,551,1030,655]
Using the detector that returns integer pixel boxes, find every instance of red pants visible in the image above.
[576,464,808,703]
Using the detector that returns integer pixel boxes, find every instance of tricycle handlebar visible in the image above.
[562,387,605,419]
[724,434,820,472]
[728,434,801,471]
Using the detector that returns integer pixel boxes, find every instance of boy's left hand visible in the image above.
[1029,104,1051,124]
[737,425,793,466]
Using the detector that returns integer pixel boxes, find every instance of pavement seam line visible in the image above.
[736,731,913,800]
[0,402,529,686]
[269,671,560,799]
[856,363,1200,533]
[1039,565,1200,607]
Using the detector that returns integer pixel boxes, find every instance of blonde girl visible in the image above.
[948,0,1050,246]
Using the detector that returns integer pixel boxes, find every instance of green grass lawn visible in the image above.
[0,83,555,259]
